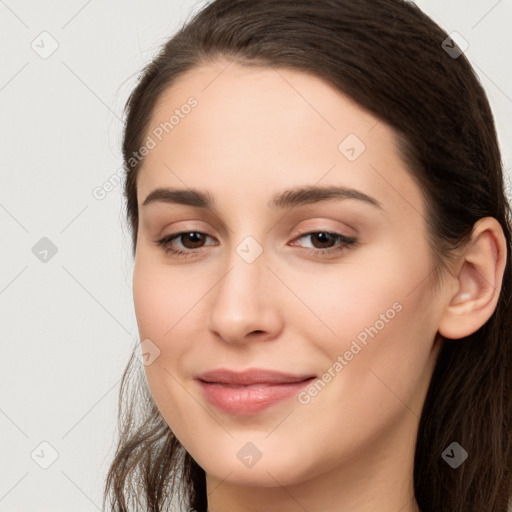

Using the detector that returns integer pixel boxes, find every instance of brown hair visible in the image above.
[103,1,512,510]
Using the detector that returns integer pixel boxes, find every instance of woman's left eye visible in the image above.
[291,231,357,256]
[155,231,357,259]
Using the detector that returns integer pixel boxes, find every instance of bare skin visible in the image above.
[131,60,507,512]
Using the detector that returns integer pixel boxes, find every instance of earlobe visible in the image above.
[437,217,507,340]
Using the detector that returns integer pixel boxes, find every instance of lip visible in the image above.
[195,368,316,415]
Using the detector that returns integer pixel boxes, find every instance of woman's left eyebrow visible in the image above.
[141,184,383,211]
[268,185,383,210]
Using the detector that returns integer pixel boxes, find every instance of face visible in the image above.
[132,61,444,489]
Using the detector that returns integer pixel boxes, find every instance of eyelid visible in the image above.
[156,221,214,238]
[290,222,356,240]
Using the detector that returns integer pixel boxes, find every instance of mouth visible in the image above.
[195,368,316,415]
[196,368,316,386]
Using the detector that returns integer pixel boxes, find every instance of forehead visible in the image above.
[135,61,425,221]
[145,61,381,159]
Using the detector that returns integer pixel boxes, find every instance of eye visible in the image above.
[155,231,218,258]
[290,231,357,257]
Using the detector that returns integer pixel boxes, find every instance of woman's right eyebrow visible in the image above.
[142,187,213,209]
[141,185,384,212]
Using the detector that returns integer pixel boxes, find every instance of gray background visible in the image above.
[0,1,511,510]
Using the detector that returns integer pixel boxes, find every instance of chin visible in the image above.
[202,451,314,489]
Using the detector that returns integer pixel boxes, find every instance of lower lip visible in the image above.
[197,378,315,415]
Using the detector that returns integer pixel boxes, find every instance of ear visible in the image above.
[437,217,508,340]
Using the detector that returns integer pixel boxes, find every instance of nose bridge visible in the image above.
[216,236,266,315]
[207,234,280,343]
[219,225,268,297]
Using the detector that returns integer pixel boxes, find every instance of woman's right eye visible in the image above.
[155,231,218,258]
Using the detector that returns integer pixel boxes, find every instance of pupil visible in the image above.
[314,233,334,248]
[184,232,203,248]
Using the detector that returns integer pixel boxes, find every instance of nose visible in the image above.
[207,246,283,345]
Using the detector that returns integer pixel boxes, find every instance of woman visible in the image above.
[103,0,512,511]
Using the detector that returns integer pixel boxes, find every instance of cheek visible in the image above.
[132,258,200,338]
[287,245,410,343]
[132,259,207,397]
[297,241,436,399]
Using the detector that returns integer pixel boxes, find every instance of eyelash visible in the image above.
[155,230,358,259]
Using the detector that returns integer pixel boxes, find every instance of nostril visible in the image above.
[245,330,266,339]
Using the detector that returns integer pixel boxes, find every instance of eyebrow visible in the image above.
[141,185,383,211]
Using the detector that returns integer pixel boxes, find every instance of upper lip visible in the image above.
[196,368,316,385]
